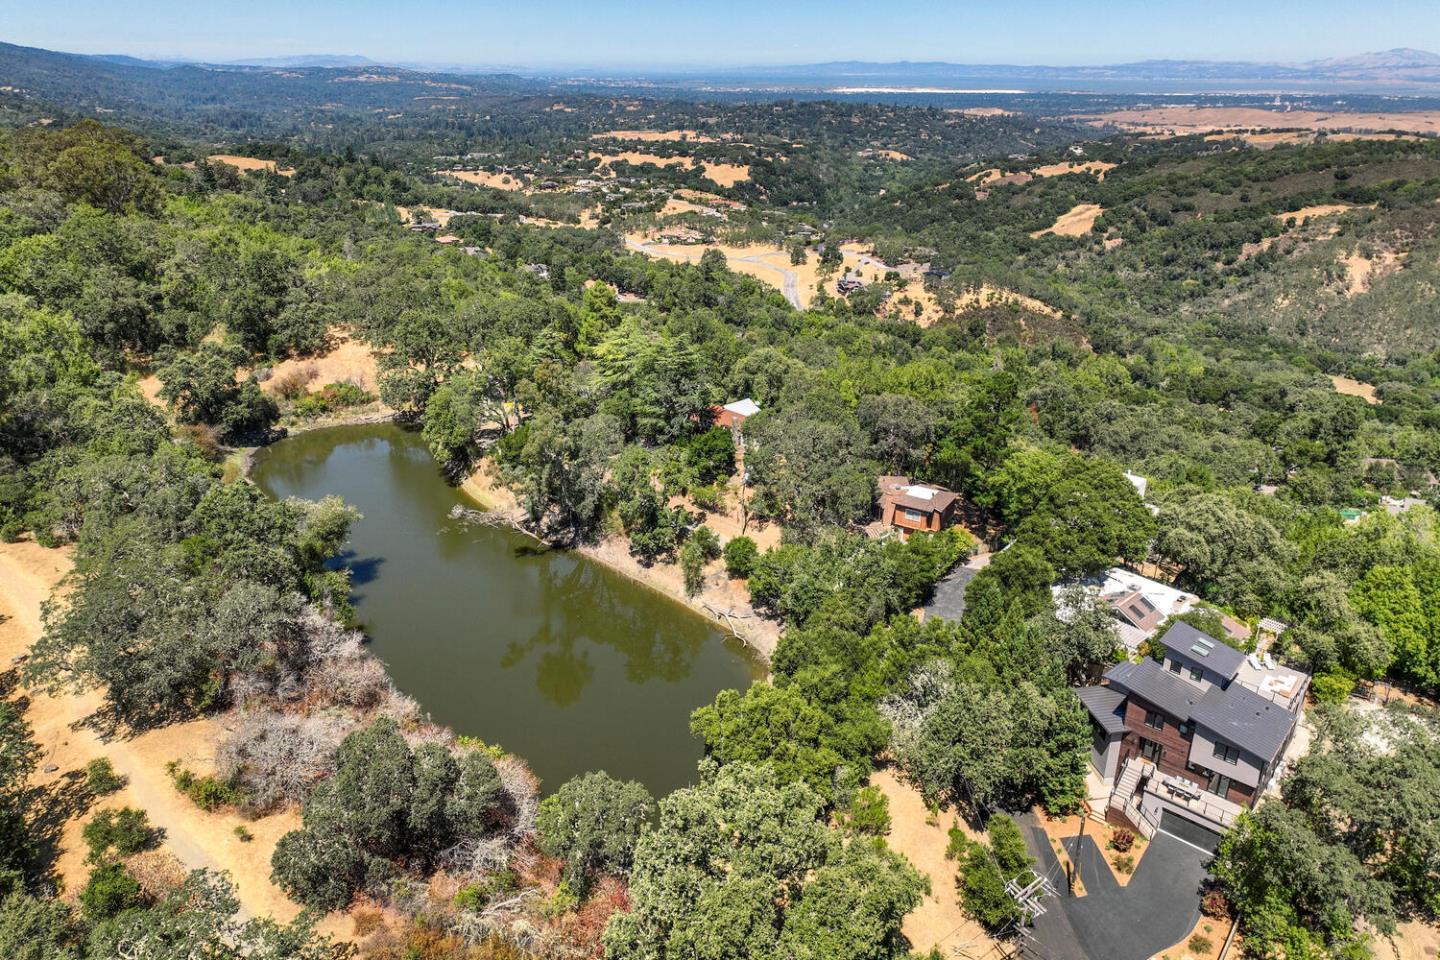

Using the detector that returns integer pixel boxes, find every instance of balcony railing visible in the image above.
[1112,757,1243,831]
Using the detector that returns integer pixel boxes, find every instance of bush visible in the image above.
[85,758,124,796]
[166,761,242,811]
[1188,933,1214,954]
[680,539,707,597]
[1200,887,1232,920]
[691,525,722,560]
[722,536,759,578]
[1311,670,1356,704]
[945,825,969,861]
[691,483,725,512]
[1113,854,1135,875]
[536,772,654,898]
[844,785,891,836]
[270,828,365,912]
[1108,827,1135,853]
[686,427,735,485]
[82,808,155,863]
[271,365,316,400]
[79,862,143,920]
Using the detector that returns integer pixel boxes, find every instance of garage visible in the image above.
[1159,810,1224,854]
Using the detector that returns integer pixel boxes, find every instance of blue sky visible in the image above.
[2,0,1436,68]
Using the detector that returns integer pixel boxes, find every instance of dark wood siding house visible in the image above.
[1076,622,1308,837]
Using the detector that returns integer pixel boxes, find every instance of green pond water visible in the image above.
[251,422,762,796]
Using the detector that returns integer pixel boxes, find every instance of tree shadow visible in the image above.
[332,549,385,586]
[23,769,96,883]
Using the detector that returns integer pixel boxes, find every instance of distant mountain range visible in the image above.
[679,49,1440,93]
[55,46,1440,94]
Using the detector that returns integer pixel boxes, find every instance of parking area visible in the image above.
[1021,812,1212,960]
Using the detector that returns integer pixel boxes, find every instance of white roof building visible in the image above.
[1053,567,1199,654]
[723,398,761,418]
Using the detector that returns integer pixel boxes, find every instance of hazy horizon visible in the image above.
[5,0,1438,71]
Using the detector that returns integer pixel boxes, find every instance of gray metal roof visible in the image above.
[1074,685,1128,735]
[1160,622,1247,679]
[1103,659,1205,719]
[1190,683,1295,763]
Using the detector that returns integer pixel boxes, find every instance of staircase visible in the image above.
[1109,757,1145,811]
[1107,757,1159,839]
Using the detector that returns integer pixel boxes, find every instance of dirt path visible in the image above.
[0,540,333,930]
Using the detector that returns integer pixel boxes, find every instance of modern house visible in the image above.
[877,476,961,538]
[1078,622,1309,847]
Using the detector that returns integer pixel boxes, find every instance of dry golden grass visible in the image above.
[441,169,525,191]
[870,767,995,956]
[0,541,346,935]
[590,151,750,187]
[590,150,695,170]
[592,129,718,142]
[700,161,751,186]
[1032,160,1117,179]
[1392,920,1440,960]
[1339,250,1407,296]
[206,155,294,177]
[264,329,383,398]
[1080,106,1440,137]
[1032,203,1105,237]
[1332,375,1380,403]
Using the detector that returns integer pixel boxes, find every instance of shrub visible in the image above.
[722,536,759,578]
[271,365,316,400]
[691,525,722,560]
[233,825,253,842]
[79,862,143,920]
[1200,887,1231,920]
[1113,854,1135,874]
[680,540,707,597]
[85,758,124,796]
[166,761,242,811]
[691,483,726,512]
[1109,827,1135,853]
[270,828,365,912]
[82,808,155,863]
[1188,933,1214,954]
[536,772,654,898]
[1311,670,1356,704]
[945,825,969,861]
[844,785,891,836]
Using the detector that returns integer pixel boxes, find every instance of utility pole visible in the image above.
[1071,802,1088,896]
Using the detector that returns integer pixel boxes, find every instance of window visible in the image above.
[902,508,924,522]
[1189,666,1203,681]
[1140,738,1163,763]
[1215,742,1241,765]
[1207,773,1233,797]
[1143,709,1165,730]
[1168,659,1182,674]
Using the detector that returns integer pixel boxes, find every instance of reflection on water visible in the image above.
[251,422,761,795]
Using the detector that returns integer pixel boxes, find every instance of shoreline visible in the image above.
[245,420,779,664]
[458,459,780,664]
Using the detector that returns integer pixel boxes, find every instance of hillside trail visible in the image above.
[0,539,329,930]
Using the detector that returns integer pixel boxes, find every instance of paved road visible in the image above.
[1021,813,1210,960]
[624,237,804,309]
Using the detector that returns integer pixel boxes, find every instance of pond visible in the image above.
[251,422,763,797]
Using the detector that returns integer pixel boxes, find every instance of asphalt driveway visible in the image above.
[1020,813,1211,960]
